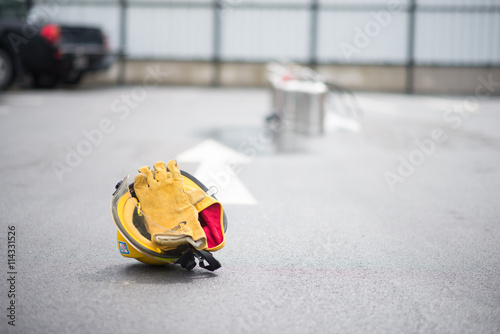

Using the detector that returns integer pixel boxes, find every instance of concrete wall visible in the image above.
[413,67,500,95]
[82,60,500,95]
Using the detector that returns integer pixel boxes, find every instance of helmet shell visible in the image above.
[111,171,227,265]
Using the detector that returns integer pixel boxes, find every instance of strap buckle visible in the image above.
[174,249,221,272]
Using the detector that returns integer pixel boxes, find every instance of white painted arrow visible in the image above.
[177,139,257,205]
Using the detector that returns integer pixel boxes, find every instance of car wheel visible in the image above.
[32,73,61,89]
[0,49,14,90]
[63,70,84,85]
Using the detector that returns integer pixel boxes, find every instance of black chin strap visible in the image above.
[175,249,221,272]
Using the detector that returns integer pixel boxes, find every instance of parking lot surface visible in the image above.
[0,87,499,333]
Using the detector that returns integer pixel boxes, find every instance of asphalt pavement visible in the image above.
[0,86,499,334]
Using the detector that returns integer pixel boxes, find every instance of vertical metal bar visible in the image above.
[118,0,128,85]
[25,0,33,12]
[309,0,319,68]
[485,5,492,66]
[212,0,222,86]
[406,0,416,94]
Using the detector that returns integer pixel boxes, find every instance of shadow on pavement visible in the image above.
[85,263,218,285]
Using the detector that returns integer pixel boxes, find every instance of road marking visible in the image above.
[177,139,257,205]
[325,113,361,133]
[357,97,399,115]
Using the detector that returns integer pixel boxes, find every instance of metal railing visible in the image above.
[32,0,500,91]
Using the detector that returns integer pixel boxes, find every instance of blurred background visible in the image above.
[0,0,499,94]
[1,2,500,333]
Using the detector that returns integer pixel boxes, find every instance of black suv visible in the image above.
[0,0,111,89]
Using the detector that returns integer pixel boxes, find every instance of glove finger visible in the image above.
[153,161,168,182]
[138,166,156,187]
[134,172,147,190]
[167,160,183,187]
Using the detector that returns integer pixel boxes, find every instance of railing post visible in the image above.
[212,0,222,86]
[118,0,128,85]
[406,0,416,94]
[309,0,319,68]
[26,0,33,12]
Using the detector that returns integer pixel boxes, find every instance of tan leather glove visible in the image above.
[183,185,206,206]
[134,160,207,251]
[148,169,206,206]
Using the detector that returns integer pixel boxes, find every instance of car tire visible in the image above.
[63,70,84,85]
[0,49,14,90]
[32,73,60,89]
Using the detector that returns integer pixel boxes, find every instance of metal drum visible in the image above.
[267,66,328,152]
